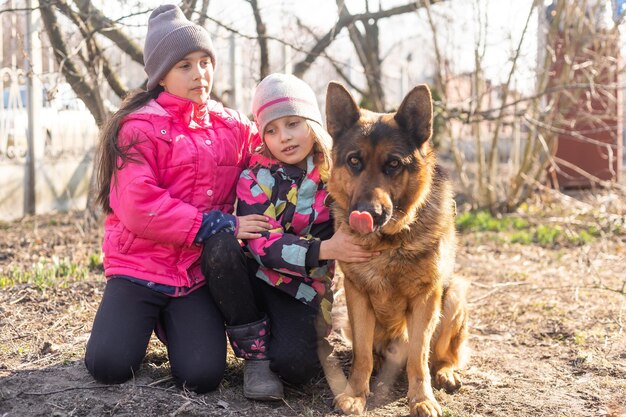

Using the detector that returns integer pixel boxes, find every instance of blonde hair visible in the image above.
[307,120,333,183]
[258,118,333,183]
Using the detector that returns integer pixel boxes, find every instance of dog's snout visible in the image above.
[353,202,388,227]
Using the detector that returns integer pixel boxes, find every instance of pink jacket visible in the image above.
[102,92,259,288]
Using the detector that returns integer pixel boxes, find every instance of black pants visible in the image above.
[202,233,322,385]
[84,279,226,393]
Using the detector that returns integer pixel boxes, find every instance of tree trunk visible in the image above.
[248,0,269,79]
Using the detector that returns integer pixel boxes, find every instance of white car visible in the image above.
[0,83,98,160]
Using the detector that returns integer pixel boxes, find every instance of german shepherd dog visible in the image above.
[325,82,469,417]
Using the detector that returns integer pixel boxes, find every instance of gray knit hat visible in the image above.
[143,4,216,91]
[252,73,323,137]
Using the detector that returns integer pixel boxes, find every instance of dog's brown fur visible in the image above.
[325,82,469,417]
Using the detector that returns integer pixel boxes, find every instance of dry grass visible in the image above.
[1,187,625,416]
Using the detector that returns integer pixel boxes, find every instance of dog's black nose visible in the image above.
[353,202,388,228]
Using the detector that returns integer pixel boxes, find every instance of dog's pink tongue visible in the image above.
[349,210,374,234]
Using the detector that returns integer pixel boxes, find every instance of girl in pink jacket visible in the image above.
[85,4,270,393]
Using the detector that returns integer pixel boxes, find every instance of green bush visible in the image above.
[456,210,600,247]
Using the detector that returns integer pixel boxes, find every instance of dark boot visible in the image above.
[242,359,283,400]
[226,315,284,401]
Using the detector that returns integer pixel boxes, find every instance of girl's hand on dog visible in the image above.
[236,214,272,239]
[319,228,380,263]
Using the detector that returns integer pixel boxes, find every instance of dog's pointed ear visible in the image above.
[394,84,433,148]
[326,82,360,141]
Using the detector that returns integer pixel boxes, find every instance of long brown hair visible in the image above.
[95,87,163,213]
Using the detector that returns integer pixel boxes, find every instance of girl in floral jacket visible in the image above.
[203,73,378,401]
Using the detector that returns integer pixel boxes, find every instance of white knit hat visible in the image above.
[252,73,323,137]
[143,4,216,91]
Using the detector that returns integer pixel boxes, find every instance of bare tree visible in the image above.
[196,0,446,103]
[39,0,109,127]
[247,0,269,79]
[39,0,213,116]
[9,0,445,222]
[35,0,448,119]
[425,0,623,212]
[34,0,215,219]
[292,1,447,77]
[17,0,619,218]
[335,0,385,111]
[37,0,153,220]
[291,0,447,110]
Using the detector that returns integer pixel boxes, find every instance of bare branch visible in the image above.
[335,0,385,110]
[293,0,448,78]
[72,1,127,98]
[39,0,106,126]
[296,18,367,96]
[181,0,198,19]
[67,2,124,95]
[66,0,144,65]
[247,0,269,79]
[196,0,210,27]
[486,0,538,209]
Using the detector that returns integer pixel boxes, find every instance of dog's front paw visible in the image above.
[409,397,442,417]
[335,392,367,415]
[434,367,462,393]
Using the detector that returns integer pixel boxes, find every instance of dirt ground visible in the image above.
[1,189,625,417]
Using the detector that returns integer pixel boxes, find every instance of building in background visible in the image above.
[544,0,623,188]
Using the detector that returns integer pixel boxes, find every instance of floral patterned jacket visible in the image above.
[236,153,334,326]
